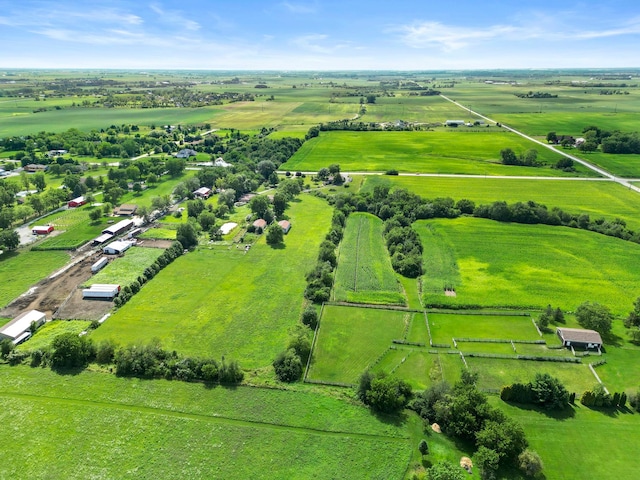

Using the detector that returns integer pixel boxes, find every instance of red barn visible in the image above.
[68,196,87,208]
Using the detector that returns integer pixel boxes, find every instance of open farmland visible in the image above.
[333,212,404,305]
[308,305,412,384]
[363,175,640,230]
[16,320,91,352]
[416,218,640,314]
[91,195,333,368]
[31,207,109,251]
[86,247,163,287]
[0,366,410,480]
[281,130,584,175]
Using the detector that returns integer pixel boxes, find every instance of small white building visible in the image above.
[103,240,133,255]
[193,187,212,199]
[0,310,46,344]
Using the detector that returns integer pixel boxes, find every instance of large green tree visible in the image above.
[575,301,613,335]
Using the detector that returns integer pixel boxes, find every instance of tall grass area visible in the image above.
[0,250,69,307]
[416,218,640,314]
[418,223,461,297]
[333,212,405,305]
[282,130,582,175]
[85,247,164,287]
[91,195,333,368]
[308,305,411,384]
[17,320,91,352]
[363,175,640,230]
[0,366,410,479]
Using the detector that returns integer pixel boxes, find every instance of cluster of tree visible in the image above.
[272,325,313,382]
[113,242,183,307]
[514,91,558,98]
[499,148,540,166]
[537,304,565,330]
[553,157,576,171]
[304,209,345,303]
[0,229,19,251]
[624,297,640,344]
[383,217,423,278]
[500,373,570,410]
[575,301,613,335]
[316,120,422,132]
[316,164,343,185]
[628,388,640,412]
[96,88,254,109]
[600,131,640,154]
[357,371,413,413]
[580,384,626,408]
[411,371,539,478]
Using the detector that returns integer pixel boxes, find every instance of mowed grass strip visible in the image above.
[308,305,410,384]
[91,195,333,368]
[86,247,163,287]
[0,250,69,307]
[281,130,582,175]
[417,218,640,314]
[0,366,409,480]
[333,212,404,305]
[363,175,640,231]
[428,312,540,345]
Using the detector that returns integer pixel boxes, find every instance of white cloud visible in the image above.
[291,34,352,54]
[281,2,317,14]
[149,3,200,31]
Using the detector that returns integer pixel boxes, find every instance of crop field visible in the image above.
[281,130,580,175]
[363,175,640,230]
[333,212,405,305]
[416,218,640,314]
[0,250,69,307]
[308,305,411,384]
[428,313,540,345]
[17,320,91,352]
[0,366,410,480]
[91,195,333,368]
[580,151,640,178]
[32,207,110,251]
[86,247,163,287]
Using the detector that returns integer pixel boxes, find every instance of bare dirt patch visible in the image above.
[135,239,174,249]
[445,289,457,297]
[0,251,112,321]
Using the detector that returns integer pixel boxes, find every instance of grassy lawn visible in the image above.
[333,212,405,305]
[373,348,440,391]
[138,227,177,240]
[416,218,640,314]
[17,320,92,352]
[281,130,592,175]
[91,194,333,369]
[85,247,164,287]
[308,305,411,384]
[363,175,640,231]
[428,313,540,345]
[0,250,69,307]
[0,365,410,480]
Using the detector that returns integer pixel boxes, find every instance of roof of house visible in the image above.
[557,327,603,345]
[0,310,46,340]
[104,240,133,253]
[176,149,197,158]
[253,219,267,228]
[278,220,291,229]
[102,219,134,235]
[114,204,138,215]
[194,187,212,195]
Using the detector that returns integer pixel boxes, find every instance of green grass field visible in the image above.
[333,212,405,305]
[281,130,594,175]
[0,365,410,479]
[428,313,539,345]
[416,218,640,314]
[373,348,440,391]
[308,305,411,384]
[32,207,110,250]
[86,247,163,287]
[17,320,92,352]
[91,194,333,368]
[362,175,640,231]
[0,250,69,307]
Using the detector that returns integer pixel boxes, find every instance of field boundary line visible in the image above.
[0,390,407,442]
[304,303,325,382]
[325,301,421,312]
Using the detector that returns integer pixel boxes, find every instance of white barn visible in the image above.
[103,240,133,255]
[0,310,46,344]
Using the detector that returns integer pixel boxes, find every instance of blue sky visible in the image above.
[1,1,639,69]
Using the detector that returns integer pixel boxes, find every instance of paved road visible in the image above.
[439,94,640,194]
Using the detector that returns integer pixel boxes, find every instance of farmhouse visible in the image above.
[176,149,197,158]
[193,187,212,199]
[278,220,291,234]
[556,327,603,350]
[46,149,67,157]
[114,204,138,216]
[253,219,267,231]
[68,196,87,208]
[23,164,47,172]
[445,120,465,127]
[0,310,46,344]
[102,219,134,236]
[32,225,54,235]
[103,240,133,255]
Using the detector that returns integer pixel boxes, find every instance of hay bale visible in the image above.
[431,423,441,433]
[460,456,473,473]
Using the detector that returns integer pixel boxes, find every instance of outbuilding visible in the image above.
[193,187,212,199]
[32,225,54,235]
[0,310,46,344]
[103,240,133,255]
[278,220,291,234]
[445,120,466,127]
[253,219,267,231]
[114,204,138,216]
[68,196,87,208]
[83,284,120,300]
[102,219,134,236]
[556,327,603,350]
[92,233,114,246]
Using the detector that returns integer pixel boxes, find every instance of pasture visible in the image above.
[416,218,640,314]
[281,130,582,175]
[91,195,333,368]
[0,250,69,307]
[17,320,91,352]
[307,305,411,384]
[0,365,410,480]
[85,247,164,287]
[362,175,640,231]
[428,313,540,345]
[333,212,405,305]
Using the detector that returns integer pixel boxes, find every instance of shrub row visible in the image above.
[465,352,581,363]
[114,241,183,307]
[455,338,545,344]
